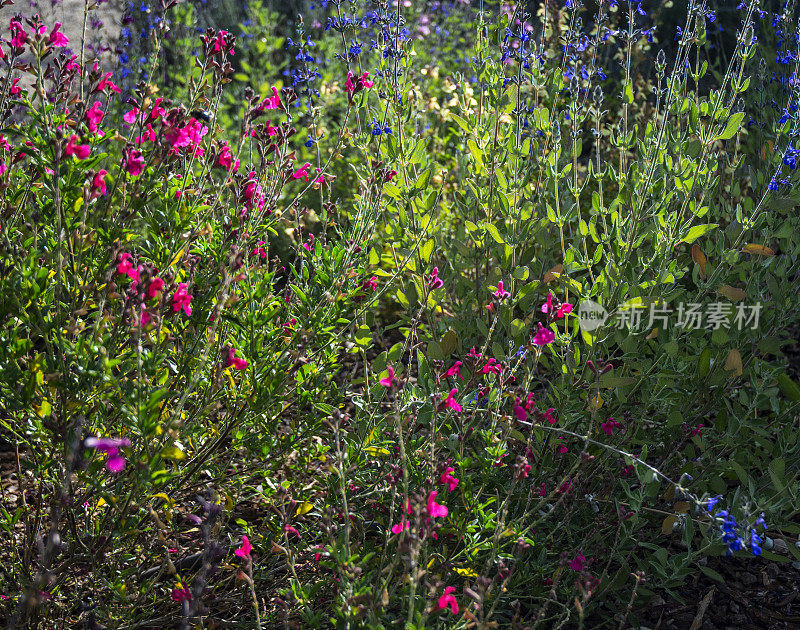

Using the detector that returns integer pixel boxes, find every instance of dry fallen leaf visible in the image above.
[717,285,747,301]
[742,243,775,257]
[724,348,743,376]
[691,244,707,279]
[544,264,563,284]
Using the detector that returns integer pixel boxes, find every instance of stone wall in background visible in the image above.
[0,0,123,64]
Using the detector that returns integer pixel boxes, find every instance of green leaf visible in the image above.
[420,238,434,262]
[699,566,724,584]
[683,224,718,244]
[354,325,372,347]
[482,222,505,244]
[467,139,483,168]
[777,373,800,401]
[768,458,785,492]
[161,446,186,460]
[697,347,711,378]
[623,81,634,104]
[716,112,745,141]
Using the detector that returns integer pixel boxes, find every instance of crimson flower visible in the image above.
[444,388,462,412]
[380,366,396,387]
[493,280,511,300]
[64,135,90,160]
[436,586,459,615]
[171,283,193,316]
[440,467,459,492]
[234,535,252,559]
[85,437,131,473]
[426,491,448,518]
[532,323,555,346]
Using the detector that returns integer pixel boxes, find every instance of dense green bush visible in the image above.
[1,0,799,628]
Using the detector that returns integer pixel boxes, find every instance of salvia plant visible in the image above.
[0,0,799,628]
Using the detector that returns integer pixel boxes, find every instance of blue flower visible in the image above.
[750,529,763,555]
[706,495,722,511]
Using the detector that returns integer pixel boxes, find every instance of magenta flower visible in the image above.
[427,491,448,518]
[171,283,193,316]
[116,253,141,281]
[258,86,282,111]
[217,143,239,172]
[440,467,459,492]
[601,418,622,435]
[436,586,459,615]
[124,149,145,177]
[541,292,554,314]
[543,408,556,425]
[48,23,69,47]
[444,361,463,380]
[569,553,586,571]
[427,267,444,290]
[391,516,410,534]
[64,135,90,160]
[252,240,266,260]
[493,280,511,300]
[85,102,105,133]
[292,162,312,182]
[556,303,573,318]
[90,170,108,198]
[380,366,396,387]
[97,72,121,94]
[284,524,300,539]
[513,398,527,422]
[224,347,248,371]
[135,124,156,145]
[480,358,502,375]
[9,20,27,48]
[123,107,140,124]
[444,388,462,412]
[532,323,555,346]
[85,437,131,473]
[468,346,482,360]
[234,535,252,558]
[170,586,192,602]
[691,424,704,441]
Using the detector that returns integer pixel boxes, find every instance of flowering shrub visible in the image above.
[1,0,800,628]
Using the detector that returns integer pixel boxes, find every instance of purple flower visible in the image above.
[85,437,132,472]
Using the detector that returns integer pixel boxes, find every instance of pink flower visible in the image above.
[224,347,248,371]
[569,553,586,572]
[468,346,482,360]
[124,149,145,176]
[513,398,527,422]
[691,424,704,441]
[440,467,459,492]
[363,276,378,292]
[532,323,555,346]
[427,491,448,518]
[123,107,140,124]
[493,280,511,300]
[97,72,121,94]
[556,303,573,318]
[148,98,166,122]
[217,143,239,171]
[391,517,410,534]
[444,361,463,380]
[116,253,140,281]
[480,358,502,375]
[543,408,556,425]
[537,483,547,497]
[360,71,375,88]
[9,19,27,48]
[8,78,21,97]
[252,240,266,260]
[427,267,444,289]
[257,86,282,111]
[234,535,252,558]
[436,586,459,615]
[49,22,69,47]
[90,170,108,198]
[171,587,192,602]
[444,388,462,412]
[135,123,156,145]
[302,233,315,251]
[284,524,300,539]
[380,366,396,387]
[601,418,622,435]
[64,135,90,160]
[541,292,554,314]
[171,283,193,316]
[85,102,105,133]
[85,436,131,473]
[0,161,5,177]
[292,162,312,182]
